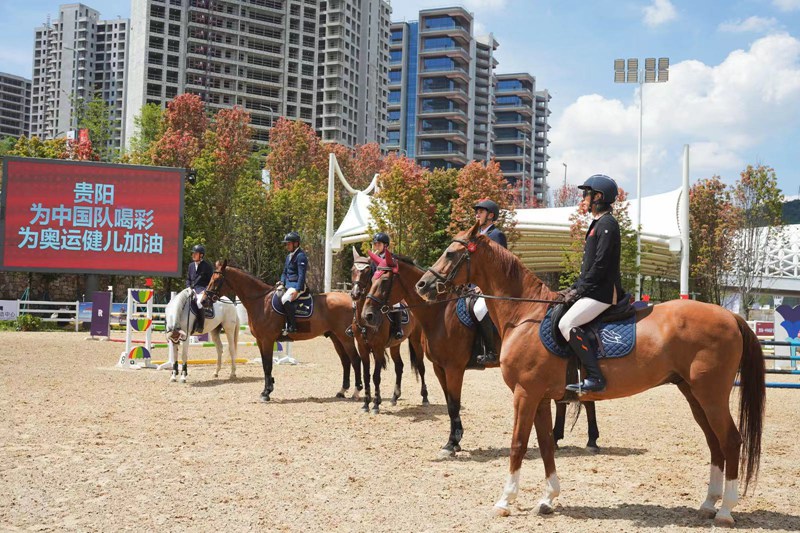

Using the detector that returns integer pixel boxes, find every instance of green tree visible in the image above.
[0,136,16,156]
[730,164,784,318]
[128,103,164,162]
[689,176,737,305]
[75,93,116,161]
[421,167,459,266]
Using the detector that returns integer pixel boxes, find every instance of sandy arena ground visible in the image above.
[1,330,799,532]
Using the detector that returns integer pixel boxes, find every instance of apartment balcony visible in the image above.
[419,85,468,103]
[495,102,533,115]
[493,134,527,146]
[494,152,524,161]
[496,118,532,130]
[416,107,467,122]
[495,85,533,97]
[387,99,401,109]
[419,65,469,83]
[418,45,469,62]
[417,148,466,161]
[419,24,470,41]
[417,128,466,142]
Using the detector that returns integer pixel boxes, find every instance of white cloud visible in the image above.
[549,34,800,193]
[718,16,780,34]
[642,0,678,27]
[773,0,800,12]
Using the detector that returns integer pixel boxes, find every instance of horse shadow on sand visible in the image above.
[386,403,447,422]
[450,445,647,463]
[536,503,800,530]
[188,376,262,388]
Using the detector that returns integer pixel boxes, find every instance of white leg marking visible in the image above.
[493,470,520,516]
[535,473,561,514]
[714,478,738,527]
[699,464,723,517]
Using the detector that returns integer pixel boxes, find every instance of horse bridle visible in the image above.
[366,265,402,317]
[203,269,226,304]
[426,238,475,295]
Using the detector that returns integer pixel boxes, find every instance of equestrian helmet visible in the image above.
[282,231,301,243]
[578,174,618,203]
[473,198,500,220]
[373,232,390,245]
[191,244,206,255]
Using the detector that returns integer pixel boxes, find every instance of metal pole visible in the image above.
[562,162,567,188]
[324,153,335,293]
[680,144,690,298]
[520,129,527,206]
[635,73,643,300]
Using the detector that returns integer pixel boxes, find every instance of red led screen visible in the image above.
[1,157,184,276]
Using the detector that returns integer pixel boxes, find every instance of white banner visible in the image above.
[0,300,20,321]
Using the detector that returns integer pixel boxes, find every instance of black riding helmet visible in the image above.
[578,174,618,204]
[191,244,206,255]
[473,198,500,221]
[373,232,390,245]
[282,231,301,244]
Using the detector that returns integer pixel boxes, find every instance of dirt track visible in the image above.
[1,331,799,532]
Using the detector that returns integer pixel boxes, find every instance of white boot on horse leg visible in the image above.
[534,473,560,515]
[699,464,723,518]
[493,470,520,517]
[714,478,738,527]
[170,361,179,383]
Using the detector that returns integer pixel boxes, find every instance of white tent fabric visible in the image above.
[331,191,376,252]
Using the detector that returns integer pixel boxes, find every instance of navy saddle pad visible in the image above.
[271,292,314,318]
[456,297,476,329]
[388,304,410,325]
[540,306,636,359]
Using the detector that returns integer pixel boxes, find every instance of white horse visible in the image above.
[164,288,240,382]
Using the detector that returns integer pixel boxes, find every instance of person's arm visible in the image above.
[186,264,193,288]
[296,251,308,289]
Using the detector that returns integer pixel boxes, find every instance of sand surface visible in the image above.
[1,331,799,532]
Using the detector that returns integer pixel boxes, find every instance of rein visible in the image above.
[205,269,273,305]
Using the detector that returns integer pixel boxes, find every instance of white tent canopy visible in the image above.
[331,187,686,276]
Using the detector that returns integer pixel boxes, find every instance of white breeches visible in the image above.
[558,297,611,340]
[473,296,488,321]
[281,288,299,304]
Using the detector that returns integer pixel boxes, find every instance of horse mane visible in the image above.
[390,253,422,269]
[225,264,272,290]
[475,233,551,296]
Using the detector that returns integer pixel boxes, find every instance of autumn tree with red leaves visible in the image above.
[148,93,208,168]
[448,160,516,238]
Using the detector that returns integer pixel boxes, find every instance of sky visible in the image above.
[1,0,799,198]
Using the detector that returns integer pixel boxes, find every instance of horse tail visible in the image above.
[734,313,765,493]
[408,340,421,381]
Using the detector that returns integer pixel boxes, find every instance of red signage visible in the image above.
[755,322,774,337]
[1,157,184,276]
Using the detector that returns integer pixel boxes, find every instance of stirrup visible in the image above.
[476,351,498,365]
[565,378,605,393]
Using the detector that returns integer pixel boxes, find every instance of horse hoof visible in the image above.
[179,376,187,383]
[371,407,380,415]
[213,373,219,379]
[554,441,560,450]
[230,374,236,380]
[170,375,177,383]
[713,514,735,528]
[698,505,717,519]
[390,400,397,407]
[260,395,271,403]
[422,399,430,406]
[437,448,455,460]
[586,445,600,454]
[360,406,369,413]
[336,392,346,399]
[493,505,511,517]
[535,501,554,515]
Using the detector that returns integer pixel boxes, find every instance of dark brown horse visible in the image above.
[350,248,428,413]
[414,224,765,526]
[360,253,601,455]
[202,261,363,402]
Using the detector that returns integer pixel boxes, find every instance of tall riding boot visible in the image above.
[565,326,606,393]
[194,313,205,334]
[475,315,498,365]
[283,300,298,334]
[390,312,404,340]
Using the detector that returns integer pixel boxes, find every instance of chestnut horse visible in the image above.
[361,254,601,455]
[202,261,363,402]
[350,248,429,413]
[414,224,765,526]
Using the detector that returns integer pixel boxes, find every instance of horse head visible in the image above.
[202,259,228,307]
[361,252,400,328]
[350,247,372,301]
[416,222,485,301]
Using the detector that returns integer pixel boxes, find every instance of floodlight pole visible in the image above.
[635,72,643,300]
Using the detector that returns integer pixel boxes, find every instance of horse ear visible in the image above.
[468,221,481,239]
[221,259,228,271]
[352,246,362,261]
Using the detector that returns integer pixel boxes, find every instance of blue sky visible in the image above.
[1,0,799,198]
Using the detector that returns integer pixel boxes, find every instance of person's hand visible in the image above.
[472,286,483,295]
[556,288,578,304]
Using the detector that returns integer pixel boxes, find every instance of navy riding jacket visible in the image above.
[573,212,624,304]
[186,259,213,290]
[481,224,508,249]
[281,248,308,291]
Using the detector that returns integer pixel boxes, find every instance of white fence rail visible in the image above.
[18,300,81,332]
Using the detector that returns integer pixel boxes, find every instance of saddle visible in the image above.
[189,294,215,320]
[271,290,314,319]
[540,294,654,359]
[387,304,410,326]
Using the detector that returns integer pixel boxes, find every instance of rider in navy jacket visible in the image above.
[278,231,307,334]
[472,199,507,365]
[187,244,212,333]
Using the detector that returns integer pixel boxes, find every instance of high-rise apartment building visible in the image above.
[0,73,32,138]
[387,6,550,203]
[30,4,129,150]
[388,7,497,169]
[125,0,390,148]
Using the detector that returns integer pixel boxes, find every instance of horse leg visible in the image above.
[372,353,384,414]
[552,401,566,450]
[227,322,238,379]
[211,327,223,378]
[360,350,372,413]
[532,398,560,514]
[584,401,600,452]
[411,337,429,406]
[438,366,465,459]
[390,346,402,406]
[258,340,275,402]
[494,385,543,516]
[330,334,354,398]
[676,381,726,520]
[179,342,189,383]
[170,358,179,382]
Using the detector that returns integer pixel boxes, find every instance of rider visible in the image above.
[558,174,624,393]
[278,231,308,334]
[370,232,404,340]
[472,199,507,365]
[186,244,213,333]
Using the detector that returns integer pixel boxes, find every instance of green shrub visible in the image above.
[15,314,42,332]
